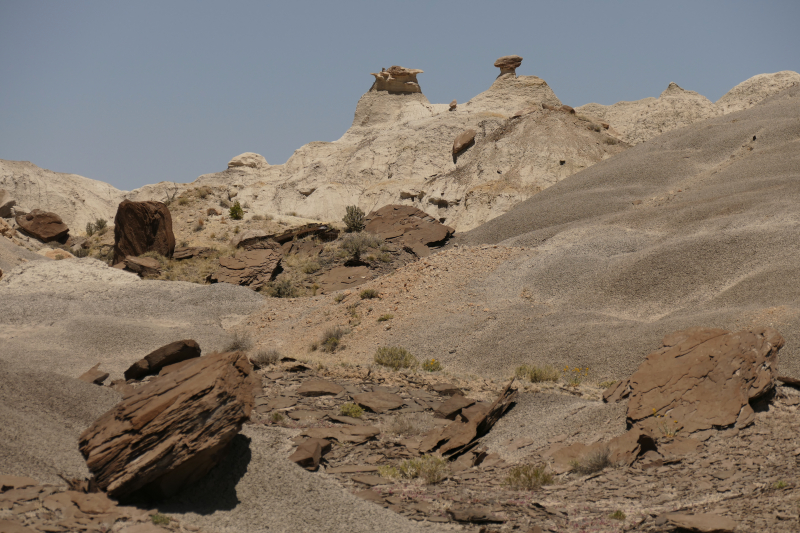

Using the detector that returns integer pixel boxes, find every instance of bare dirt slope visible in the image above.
[243,85,800,384]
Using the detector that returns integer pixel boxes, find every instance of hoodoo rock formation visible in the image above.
[494,55,523,77]
[112,199,175,264]
[370,66,424,93]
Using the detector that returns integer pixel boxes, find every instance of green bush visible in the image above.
[229,200,244,220]
[94,218,108,234]
[374,346,418,370]
[151,514,170,526]
[340,402,364,418]
[504,464,554,490]
[343,205,366,232]
[610,510,626,520]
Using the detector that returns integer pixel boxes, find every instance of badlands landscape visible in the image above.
[1,57,800,533]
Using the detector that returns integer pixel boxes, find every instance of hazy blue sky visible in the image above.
[1,1,798,191]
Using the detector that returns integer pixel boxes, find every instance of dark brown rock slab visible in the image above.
[434,395,475,419]
[208,243,282,288]
[662,512,737,532]
[352,474,385,486]
[289,438,331,471]
[452,129,476,155]
[172,246,214,260]
[78,364,109,386]
[430,383,463,396]
[610,327,784,435]
[316,265,373,292]
[364,205,454,258]
[113,200,175,264]
[79,351,258,500]
[297,379,344,397]
[326,465,379,474]
[123,256,161,277]
[301,426,380,443]
[123,340,201,381]
[353,391,404,413]
[0,476,38,491]
[15,209,69,243]
[448,507,504,523]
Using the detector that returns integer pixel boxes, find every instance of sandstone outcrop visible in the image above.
[112,200,175,264]
[79,351,258,500]
[716,70,800,113]
[370,66,423,93]
[15,209,70,243]
[123,339,202,381]
[604,327,784,435]
[228,152,268,169]
[78,364,109,385]
[0,189,16,218]
[364,205,454,257]
[208,242,282,288]
[494,55,523,77]
[452,129,476,155]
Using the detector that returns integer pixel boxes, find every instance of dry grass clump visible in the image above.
[224,330,253,353]
[360,288,379,299]
[339,232,382,261]
[421,358,442,372]
[374,346,418,370]
[515,364,560,383]
[610,510,626,520]
[139,248,234,284]
[504,464,554,490]
[262,277,302,298]
[284,253,321,274]
[378,455,449,485]
[377,314,393,322]
[570,447,612,476]
[251,349,280,369]
[340,402,364,418]
[383,412,434,436]
[314,326,348,353]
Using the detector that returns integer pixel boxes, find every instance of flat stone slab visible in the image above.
[302,426,381,443]
[435,395,475,419]
[430,383,463,396]
[266,397,297,410]
[326,465,380,474]
[287,410,325,421]
[663,513,737,532]
[351,475,385,486]
[353,391,404,413]
[327,414,366,426]
[297,379,344,397]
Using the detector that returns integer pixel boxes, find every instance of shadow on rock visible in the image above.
[159,433,252,515]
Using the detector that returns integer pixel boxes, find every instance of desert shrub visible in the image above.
[378,252,392,263]
[384,412,434,436]
[515,364,560,383]
[374,346,418,370]
[340,402,364,418]
[333,293,346,303]
[207,207,219,216]
[284,253,320,274]
[504,464,554,490]
[599,380,617,389]
[224,330,253,353]
[610,510,626,520]
[151,514,170,526]
[263,278,301,298]
[251,349,280,369]
[422,358,442,372]
[85,222,95,236]
[229,200,244,220]
[562,366,590,387]
[588,123,602,132]
[270,412,285,424]
[340,232,382,261]
[178,197,189,206]
[319,326,348,353]
[219,198,231,208]
[74,247,90,258]
[360,288,379,299]
[94,218,108,235]
[379,455,448,485]
[251,214,264,221]
[342,205,366,233]
[193,219,205,232]
[196,186,211,199]
[570,447,612,476]
[603,137,620,145]
[377,314,393,322]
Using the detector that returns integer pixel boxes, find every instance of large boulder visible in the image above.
[15,209,69,243]
[604,327,784,435]
[0,189,16,218]
[123,339,202,381]
[113,200,175,264]
[208,242,282,288]
[452,129,476,155]
[364,205,454,257]
[227,152,268,169]
[79,351,258,500]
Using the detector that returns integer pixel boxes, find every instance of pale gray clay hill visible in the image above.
[3,64,800,533]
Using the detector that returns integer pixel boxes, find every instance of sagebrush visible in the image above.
[374,346,418,370]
